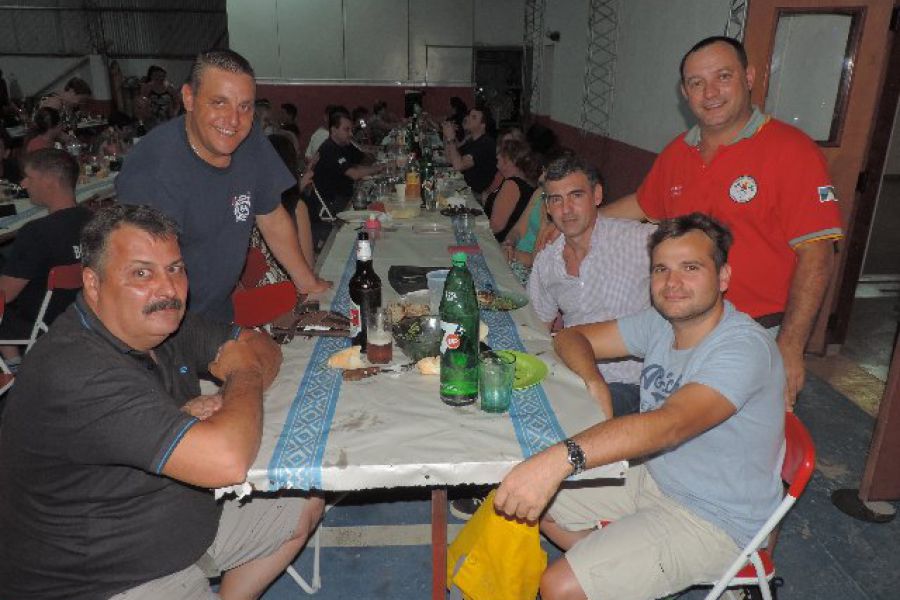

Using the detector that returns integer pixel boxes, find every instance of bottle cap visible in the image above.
[451,252,467,266]
[365,214,381,229]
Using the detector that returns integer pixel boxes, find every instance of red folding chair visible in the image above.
[0,263,84,353]
[239,246,272,289]
[703,412,816,599]
[231,280,297,329]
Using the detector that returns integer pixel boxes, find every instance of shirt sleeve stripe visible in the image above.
[155,418,199,474]
[790,228,844,248]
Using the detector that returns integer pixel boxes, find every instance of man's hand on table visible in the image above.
[209,330,282,389]
[494,443,571,523]
[182,394,223,420]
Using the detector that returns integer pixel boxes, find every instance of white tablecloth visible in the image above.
[231,210,626,495]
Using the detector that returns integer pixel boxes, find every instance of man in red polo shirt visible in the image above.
[601,36,842,410]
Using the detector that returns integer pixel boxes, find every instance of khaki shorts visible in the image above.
[111,493,309,600]
[548,464,740,600]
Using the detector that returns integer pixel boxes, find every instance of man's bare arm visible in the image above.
[441,128,475,172]
[494,382,736,522]
[162,336,277,488]
[777,239,836,410]
[0,275,29,304]
[553,321,631,419]
[256,205,331,294]
[598,193,649,220]
[344,163,384,180]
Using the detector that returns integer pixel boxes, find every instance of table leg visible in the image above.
[432,487,448,599]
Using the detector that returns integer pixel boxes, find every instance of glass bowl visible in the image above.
[392,315,442,361]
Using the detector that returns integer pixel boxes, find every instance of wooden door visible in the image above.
[743,0,896,353]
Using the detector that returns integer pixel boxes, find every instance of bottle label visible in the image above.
[349,300,361,337]
[440,321,464,354]
[356,240,372,261]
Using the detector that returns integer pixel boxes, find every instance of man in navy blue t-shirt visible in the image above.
[117,50,331,323]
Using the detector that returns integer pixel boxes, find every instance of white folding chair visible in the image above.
[284,493,346,594]
[703,413,816,600]
[0,263,83,353]
[311,184,336,222]
[0,293,16,395]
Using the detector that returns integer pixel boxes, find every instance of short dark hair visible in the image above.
[146,65,166,80]
[679,36,748,82]
[189,49,255,90]
[81,205,180,274]
[21,148,79,191]
[32,107,61,134]
[449,96,468,116]
[542,154,604,189]
[648,212,733,270]
[328,110,352,130]
[471,104,496,138]
[64,77,92,96]
[281,102,298,119]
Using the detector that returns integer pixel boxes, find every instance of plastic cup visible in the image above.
[479,351,516,413]
[426,269,450,314]
[366,307,393,364]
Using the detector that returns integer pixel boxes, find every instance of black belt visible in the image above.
[755,312,784,329]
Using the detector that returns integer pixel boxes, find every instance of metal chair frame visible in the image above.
[0,263,83,353]
[703,412,816,600]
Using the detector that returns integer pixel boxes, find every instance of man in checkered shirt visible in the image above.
[527,155,656,419]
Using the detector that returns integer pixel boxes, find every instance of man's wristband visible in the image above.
[563,438,586,475]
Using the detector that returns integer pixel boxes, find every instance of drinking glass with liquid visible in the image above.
[366,307,393,364]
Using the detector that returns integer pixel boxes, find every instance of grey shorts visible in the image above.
[548,464,740,600]
[110,494,309,600]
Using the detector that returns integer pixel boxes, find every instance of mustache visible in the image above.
[143,298,184,315]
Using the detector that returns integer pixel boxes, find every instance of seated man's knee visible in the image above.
[540,557,587,600]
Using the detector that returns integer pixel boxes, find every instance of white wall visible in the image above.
[0,56,91,99]
[227,0,525,83]
[540,0,729,153]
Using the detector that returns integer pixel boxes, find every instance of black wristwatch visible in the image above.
[564,438,586,476]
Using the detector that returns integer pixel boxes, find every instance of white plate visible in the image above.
[336,210,392,224]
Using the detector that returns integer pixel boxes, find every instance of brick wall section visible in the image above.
[533,115,658,203]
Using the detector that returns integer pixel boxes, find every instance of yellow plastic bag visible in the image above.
[447,490,547,600]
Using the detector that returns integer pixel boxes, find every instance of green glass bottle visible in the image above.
[439,252,480,406]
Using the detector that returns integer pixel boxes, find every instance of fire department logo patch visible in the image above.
[729,175,757,204]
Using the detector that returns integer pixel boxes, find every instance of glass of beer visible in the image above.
[366,307,393,364]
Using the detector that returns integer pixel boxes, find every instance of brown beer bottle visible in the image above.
[348,231,382,351]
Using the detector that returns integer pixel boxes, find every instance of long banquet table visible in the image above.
[228,207,627,597]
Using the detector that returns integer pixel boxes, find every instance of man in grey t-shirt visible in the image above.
[495,213,785,600]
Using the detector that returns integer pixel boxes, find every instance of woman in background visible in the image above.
[484,138,539,244]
